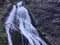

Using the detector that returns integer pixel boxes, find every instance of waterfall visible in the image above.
[5,1,47,45]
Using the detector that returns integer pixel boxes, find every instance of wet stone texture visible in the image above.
[0,0,60,45]
[24,0,60,45]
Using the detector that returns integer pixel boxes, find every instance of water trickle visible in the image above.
[5,1,47,45]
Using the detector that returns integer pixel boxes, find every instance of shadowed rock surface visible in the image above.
[0,0,60,45]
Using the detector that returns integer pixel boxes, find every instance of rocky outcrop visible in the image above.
[25,0,60,45]
[0,0,60,45]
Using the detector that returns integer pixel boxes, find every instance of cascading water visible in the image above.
[5,1,47,45]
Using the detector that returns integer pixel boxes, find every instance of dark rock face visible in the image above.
[0,0,60,45]
[18,0,60,45]
[24,0,60,45]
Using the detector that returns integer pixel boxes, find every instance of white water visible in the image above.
[5,1,47,45]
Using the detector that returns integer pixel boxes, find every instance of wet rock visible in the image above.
[24,0,60,45]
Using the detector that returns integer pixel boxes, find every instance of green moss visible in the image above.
[0,32,7,37]
[0,32,7,45]
[0,24,4,29]
[0,39,7,45]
